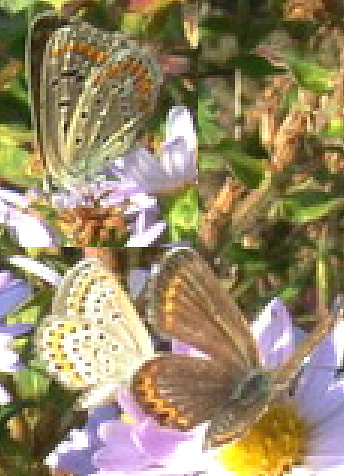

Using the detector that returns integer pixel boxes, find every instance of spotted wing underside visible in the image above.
[29,14,162,188]
[36,259,154,393]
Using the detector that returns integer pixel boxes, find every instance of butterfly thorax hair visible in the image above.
[229,370,272,408]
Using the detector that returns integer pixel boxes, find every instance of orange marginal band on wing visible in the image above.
[50,43,109,64]
[132,359,193,430]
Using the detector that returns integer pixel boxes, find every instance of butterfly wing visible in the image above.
[145,247,261,369]
[36,259,154,395]
[132,353,272,448]
[27,11,68,177]
[29,16,163,188]
[132,354,237,430]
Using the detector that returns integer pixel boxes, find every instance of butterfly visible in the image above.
[27,11,163,189]
[36,257,154,409]
[131,247,343,448]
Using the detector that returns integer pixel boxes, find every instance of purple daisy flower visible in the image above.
[0,270,33,404]
[214,298,344,475]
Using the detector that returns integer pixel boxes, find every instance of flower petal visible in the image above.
[294,321,341,424]
[251,297,294,368]
[4,208,58,247]
[8,256,61,285]
[0,385,12,405]
[126,221,166,247]
[165,107,197,153]
[0,276,32,320]
[47,405,120,476]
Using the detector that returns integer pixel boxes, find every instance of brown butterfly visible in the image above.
[131,247,342,448]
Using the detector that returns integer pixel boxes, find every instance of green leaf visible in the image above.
[277,284,301,302]
[282,190,342,223]
[282,52,335,94]
[201,16,277,51]
[0,125,32,147]
[224,242,267,272]
[218,139,265,187]
[0,142,38,188]
[13,369,50,399]
[200,139,265,187]
[166,187,198,243]
[230,54,286,79]
[0,0,32,13]
[198,96,226,145]
[321,117,344,137]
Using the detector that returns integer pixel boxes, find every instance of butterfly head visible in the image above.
[229,370,272,408]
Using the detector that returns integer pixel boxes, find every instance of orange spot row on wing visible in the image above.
[50,43,109,64]
[134,362,191,430]
[94,57,154,93]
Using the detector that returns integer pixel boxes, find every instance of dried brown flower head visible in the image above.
[58,204,129,246]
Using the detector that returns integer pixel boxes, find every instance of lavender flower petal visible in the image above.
[251,297,295,368]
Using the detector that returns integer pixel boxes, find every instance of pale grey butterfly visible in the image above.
[28,11,163,190]
[36,258,154,409]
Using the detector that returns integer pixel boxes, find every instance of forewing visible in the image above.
[37,20,162,187]
[36,259,154,391]
[145,247,260,369]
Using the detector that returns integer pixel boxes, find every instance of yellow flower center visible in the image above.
[216,404,310,476]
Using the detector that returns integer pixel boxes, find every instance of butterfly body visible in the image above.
[28,12,163,189]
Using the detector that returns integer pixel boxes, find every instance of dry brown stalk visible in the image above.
[198,177,245,249]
